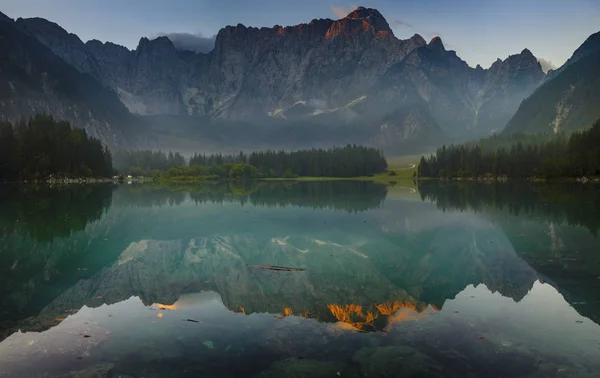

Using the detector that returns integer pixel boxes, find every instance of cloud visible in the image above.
[330,5,355,18]
[391,19,413,28]
[156,32,216,53]
[537,57,556,73]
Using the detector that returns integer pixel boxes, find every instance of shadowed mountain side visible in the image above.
[0,15,144,148]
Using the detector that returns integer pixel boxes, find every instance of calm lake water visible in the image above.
[1,181,600,378]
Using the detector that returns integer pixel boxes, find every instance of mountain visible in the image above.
[365,40,544,138]
[545,31,600,80]
[504,32,600,135]
[16,7,425,119]
[9,7,546,151]
[0,12,140,148]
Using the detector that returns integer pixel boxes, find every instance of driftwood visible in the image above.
[248,264,306,272]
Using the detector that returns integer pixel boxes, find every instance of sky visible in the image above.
[2,0,599,70]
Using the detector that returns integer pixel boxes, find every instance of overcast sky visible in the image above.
[2,0,599,69]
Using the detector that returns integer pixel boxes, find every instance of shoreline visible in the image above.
[416,176,600,183]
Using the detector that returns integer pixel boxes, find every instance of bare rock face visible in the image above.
[15,7,426,120]
[8,6,549,149]
[173,7,425,120]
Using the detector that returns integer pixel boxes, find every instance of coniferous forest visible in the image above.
[116,145,388,179]
[418,119,600,179]
[0,115,387,182]
[0,115,113,181]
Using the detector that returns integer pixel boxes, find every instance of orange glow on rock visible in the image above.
[156,303,177,310]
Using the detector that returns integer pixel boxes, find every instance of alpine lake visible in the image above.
[1,180,600,378]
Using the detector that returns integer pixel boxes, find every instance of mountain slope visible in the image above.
[545,31,600,81]
[11,6,548,150]
[0,13,139,147]
[366,39,544,138]
[17,7,426,120]
[504,44,600,135]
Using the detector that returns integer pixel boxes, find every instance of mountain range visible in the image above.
[0,6,598,152]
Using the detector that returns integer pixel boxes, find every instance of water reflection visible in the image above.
[0,184,115,242]
[0,181,599,377]
[418,181,600,326]
[114,181,388,212]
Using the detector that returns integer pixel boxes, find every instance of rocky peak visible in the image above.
[345,6,390,31]
[428,36,445,53]
[325,6,393,39]
[504,48,542,72]
[410,34,427,46]
[519,49,537,62]
[137,36,176,53]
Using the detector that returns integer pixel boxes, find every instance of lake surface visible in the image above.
[1,181,600,378]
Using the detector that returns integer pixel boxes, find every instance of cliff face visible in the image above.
[15,7,424,120]
[8,6,550,149]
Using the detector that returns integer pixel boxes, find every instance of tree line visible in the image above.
[0,115,387,181]
[418,119,600,179]
[113,149,186,176]
[0,115,113,181]
[116,145,388,179]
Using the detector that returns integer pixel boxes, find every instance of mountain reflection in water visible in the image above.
[1,181,600,378]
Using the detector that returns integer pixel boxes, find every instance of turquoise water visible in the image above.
[0,181,599,377]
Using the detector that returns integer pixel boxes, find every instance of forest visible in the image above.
[0,114,387,181]
[0,115,113,181]
[418,119,600,179]
[115,145,388,179]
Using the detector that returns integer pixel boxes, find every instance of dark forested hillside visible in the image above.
[0,14,139,148]
[0,115,113,181]
[418,119,600,179]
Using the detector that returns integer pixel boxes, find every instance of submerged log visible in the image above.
[248,264,306,272]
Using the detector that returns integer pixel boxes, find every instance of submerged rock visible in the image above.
[353,345,448,377]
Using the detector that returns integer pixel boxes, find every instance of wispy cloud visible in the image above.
[391,19,413,28]
[330,5,355,19]
[537,57,556,73]
[154,32,216,53]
